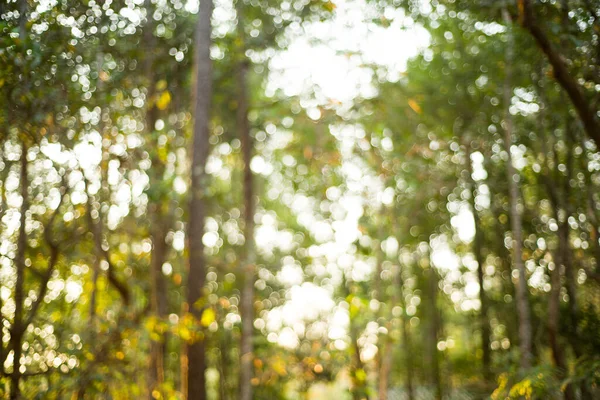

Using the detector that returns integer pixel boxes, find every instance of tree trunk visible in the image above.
[377,337,392,400]
[375,208,390,400]
[464,143,492,382]
[10,7,28,398]
[502,8,533,370]
[10,142,28,400]
[184,0,213,397]
[398,263,414,400]
[149,221,169,395]
[560,126,580,350]
[143,5,171,393]
[218,319,230,400]
[236,6,256,399]
[425,261,442,400]
[557,120,590,398]
[536,81,576,400]
[0,155,10,374]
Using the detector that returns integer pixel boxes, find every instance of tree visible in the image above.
[502,8,533,369]
[184,0,213,398]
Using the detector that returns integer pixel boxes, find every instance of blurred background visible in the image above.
[1,0,600,399]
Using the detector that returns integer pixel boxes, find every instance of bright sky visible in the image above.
[259,0,491,354]
[261,0,435,353]
[267,0,430,104]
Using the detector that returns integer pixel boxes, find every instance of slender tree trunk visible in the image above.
[143,6,171,393]
[548,242,573,398]
[464,143,492,381]
[89,257,100,323]
[10,142,28,400]
[377,337,392,400]
[581,152,600,270]
[88,52,104,337]
[149,221,169,395]
[218,318,230,400]
[544,167,572,400]
[236,7,256,399]
[487,166,519,349]
[0,154,7,370]
[398,259,415,400]
[375,208,391,400]
[502,8,533,370]
[11,6,28,398]
[536,82,576,400]
[557,120,591,398]
[184,0,213,398]
[425,260,442,400]
[560,126,581,351]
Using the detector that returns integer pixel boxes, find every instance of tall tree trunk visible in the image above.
[557,119,590,398]
[398,262,414,400]
[375,208,390,400]
[149,221,169,395]
[218,315,230,400]
[10,142,28,400]
[581,149,600,272]
[536,82,576,400]
[464,143,492,382]
[544,173,573,399]
[11,6,28,398]
[143,5,171,394]
[184,0,213,398]
[0,155,5,371]
[236,7,256,400]
[502,8,533,370]
[425,259,442,400]
[377,336,392,400]
[560,125,580,345]
[89,257,100,323]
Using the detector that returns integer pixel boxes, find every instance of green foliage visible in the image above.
[1,0,600,399]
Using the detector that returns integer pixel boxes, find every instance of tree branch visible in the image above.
[518,0,600,148]
[22,172,69,329]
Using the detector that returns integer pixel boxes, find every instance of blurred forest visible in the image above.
[1,0,600,399]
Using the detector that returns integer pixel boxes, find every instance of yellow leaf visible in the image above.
[200,308,215,327]
[180,327,191,341]
[272,358,287,376]
[156,91,171,110]
[408,99,422,114]
[355,368,367,383]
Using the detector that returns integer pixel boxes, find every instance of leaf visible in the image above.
[408,99,422,114]
[200,308,215,327]
[156,91,171,110]
[355,368,367,383]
